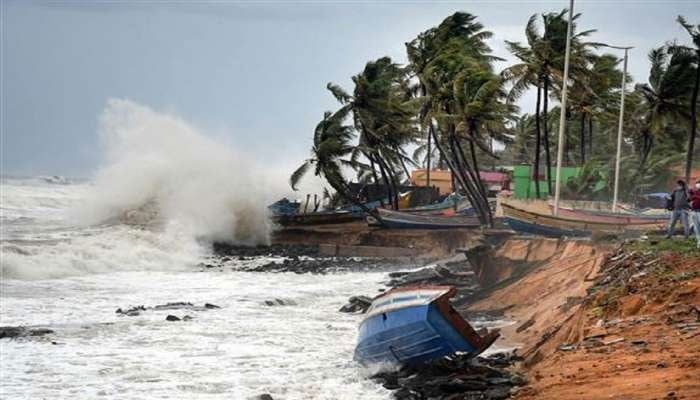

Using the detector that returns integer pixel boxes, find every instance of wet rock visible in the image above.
[117,302,221,316]
[212,243,319,258]
[165,315,181,321]
[264,298,296,306]
[0,326,54,339]
[254,394,274,400]
[339,295,373,313]
[116,305,146,316]
[370,352,524,400]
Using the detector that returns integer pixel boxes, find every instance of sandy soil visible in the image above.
[470,238,700,400]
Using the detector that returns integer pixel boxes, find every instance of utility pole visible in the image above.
[553,0,574,216]
[607,45,633,212]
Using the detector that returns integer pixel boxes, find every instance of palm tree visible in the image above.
[568,53,623,163]
[504,9,596,196]
[674,16,700,182]
[326,57,419,209]
[406,12,501,225]
[634,46,694,182]
[290,108,382,222]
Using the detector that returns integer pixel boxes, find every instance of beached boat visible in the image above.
[272,210,361,226]
[354,285,499,366]
[368,208,481,229]
[503,203,666,238]
[549,205,668,224]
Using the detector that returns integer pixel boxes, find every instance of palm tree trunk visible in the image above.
[534,82,542,199]
[431,124,488,225]
[448,134,489,225]
[426,129,432,186]
[543,75,553,195]
[374,154,395,209]
[580,113,586,163]
[588,117,594,158]
[685,54,699,183]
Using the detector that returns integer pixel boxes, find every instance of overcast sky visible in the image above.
[2,0,699,177]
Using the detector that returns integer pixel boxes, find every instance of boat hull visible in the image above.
[552,206,668,224]
[502,203,666,237]
[354,286,498,366]
[369,209,481,230]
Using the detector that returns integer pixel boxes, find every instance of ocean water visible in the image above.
[0,176,392,399]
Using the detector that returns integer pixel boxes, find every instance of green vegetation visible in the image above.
[627,236,699,256]
[291,10,700,225]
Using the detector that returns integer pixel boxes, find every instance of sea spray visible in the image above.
[75,98,272,245]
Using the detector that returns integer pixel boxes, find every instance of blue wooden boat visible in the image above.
[354,286,499,366]
[367,208,481,229]
[504,216,589,237]
[502,203,666,238]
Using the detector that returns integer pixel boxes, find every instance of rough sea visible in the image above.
[0,176,393,399]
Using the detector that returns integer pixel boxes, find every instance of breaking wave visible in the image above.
[75,98,273,244]
[1,99,287,280]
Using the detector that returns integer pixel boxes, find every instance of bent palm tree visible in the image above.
[290,108,383,224]
[674,16,700,182]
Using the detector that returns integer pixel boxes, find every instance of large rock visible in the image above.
[339,295,373,313]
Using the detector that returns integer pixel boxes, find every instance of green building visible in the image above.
[512,165,582,199]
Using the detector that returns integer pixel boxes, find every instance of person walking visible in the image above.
[666,180,690,239]
[689,180,700,248]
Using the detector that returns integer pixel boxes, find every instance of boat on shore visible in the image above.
[503,203,667,238]
[354,286,499,366]
[368,208,481,229]
[272,210,362,226]
[549,205,668,224]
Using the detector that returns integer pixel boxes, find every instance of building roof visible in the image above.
[479,171,509,183]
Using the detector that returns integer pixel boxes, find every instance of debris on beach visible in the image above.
[116,302,222,316]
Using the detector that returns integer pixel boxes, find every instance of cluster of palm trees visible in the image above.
[291,10,700,225]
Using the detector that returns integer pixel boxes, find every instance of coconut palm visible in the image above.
[568,53,624,163]
[289,108,382,222]
[673,16,700,182]
[406,12,501,225]
[504,9,597,196]
[326,57,419,209]
[635,47,694,143]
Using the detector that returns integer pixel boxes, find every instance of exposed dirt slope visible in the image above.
[513,240,700,400]
[468,239,610,358]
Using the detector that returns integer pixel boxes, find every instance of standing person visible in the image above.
[689,180,700,248]
[666,180,690,239]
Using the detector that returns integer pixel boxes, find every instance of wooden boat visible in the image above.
[368,208,481,229]
[503,203,667,238]
[272,210,361,226]
[354,286,499,366]
[549,205,668,224]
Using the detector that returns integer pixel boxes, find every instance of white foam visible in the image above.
[73,98,274,245]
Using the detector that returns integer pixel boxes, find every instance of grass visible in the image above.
[626,235,699,256]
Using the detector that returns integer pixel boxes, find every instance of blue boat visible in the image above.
[504,217,589,237]
[354,286,499,366]
[367,208,481,230]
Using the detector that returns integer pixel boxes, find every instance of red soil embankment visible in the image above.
[468,239,610,357]
[469,237,700,400]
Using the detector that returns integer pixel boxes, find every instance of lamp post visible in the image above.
[553,0,574,216]
[603,45,633,212]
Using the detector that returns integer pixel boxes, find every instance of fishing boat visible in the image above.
[550,205,668,224]
[354,285,499,366]
[368,208,481,229]
[272,210,361,226]
[502,203,666,238]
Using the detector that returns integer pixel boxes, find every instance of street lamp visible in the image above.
[601,44,634,213]
[553,0,574,216]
